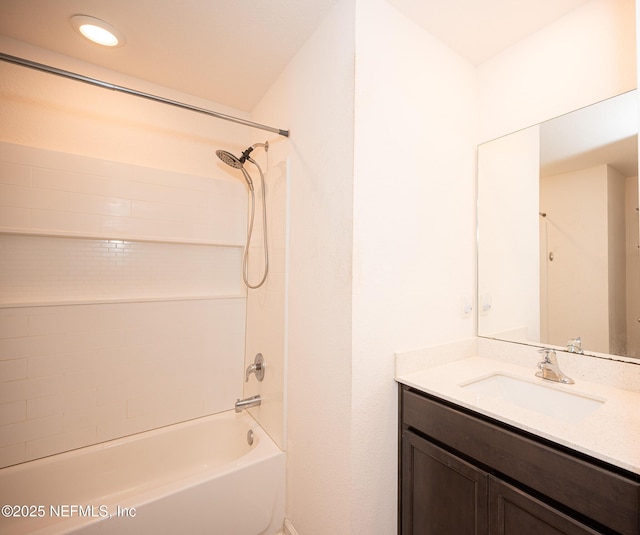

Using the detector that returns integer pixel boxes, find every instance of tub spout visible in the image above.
[235,395,261,412]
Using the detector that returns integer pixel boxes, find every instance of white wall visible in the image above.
[479,0,636,142]
[0,37,253,175]
[477,126,540,342]
[541,165,614,352]
[251,1,356,533]
[607,165,628,355]
[255,1,477,532]
[351,1,477,532]
[625,175,640,357]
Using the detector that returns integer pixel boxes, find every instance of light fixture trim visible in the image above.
[70,15,126,47]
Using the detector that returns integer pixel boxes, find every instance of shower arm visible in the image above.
[240,142,269,164]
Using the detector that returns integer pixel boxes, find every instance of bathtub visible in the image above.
[0,411,285,535]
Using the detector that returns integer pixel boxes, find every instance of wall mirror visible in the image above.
[477,90,639,360]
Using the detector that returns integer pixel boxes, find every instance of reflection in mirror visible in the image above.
[477,90,639,359]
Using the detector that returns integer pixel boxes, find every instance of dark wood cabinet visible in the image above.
[399,385,640,535]
[488,477,599,535]
[402,430,488,534]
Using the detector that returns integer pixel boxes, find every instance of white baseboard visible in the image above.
[283,518,300,535]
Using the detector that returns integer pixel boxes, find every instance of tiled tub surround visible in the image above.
[0,299,247,468]
[395,337,640,475]
[0,142,250,468]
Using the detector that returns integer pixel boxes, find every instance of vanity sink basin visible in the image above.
[460,373,605,422]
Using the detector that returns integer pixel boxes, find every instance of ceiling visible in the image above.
[540,91,638,178]
[387,0,590,64]
[0,0,590,112]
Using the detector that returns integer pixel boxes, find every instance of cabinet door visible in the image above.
[489,477,601,535]
[401,430,488,535]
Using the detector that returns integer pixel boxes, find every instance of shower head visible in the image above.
[216,149,243,169]
[216,148,254,190]
[216,142,269,191]
[216,141,269,170]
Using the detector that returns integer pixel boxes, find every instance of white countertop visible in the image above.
[396,340,640,475]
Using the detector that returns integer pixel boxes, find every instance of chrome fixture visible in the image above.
[246,429,254,446]
[235,395,261,412]
[566,337,584,354]
[0,53,289,137]
[216,142,269,289]
[245,353,265,382]
[536,348,574,384]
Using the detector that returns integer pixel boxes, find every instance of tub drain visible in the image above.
[247,429,254,446]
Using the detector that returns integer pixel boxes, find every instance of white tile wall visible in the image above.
[0,299,247,468]
[0,141,247,244]
[0,142,248,467]
[0,235,243,305]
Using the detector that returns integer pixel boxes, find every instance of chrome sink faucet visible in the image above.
[536,348,574,384]
[566,337,584,354]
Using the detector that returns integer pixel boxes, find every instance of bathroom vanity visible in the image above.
[396,340,640,535]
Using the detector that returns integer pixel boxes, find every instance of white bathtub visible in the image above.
[0,411,285,535]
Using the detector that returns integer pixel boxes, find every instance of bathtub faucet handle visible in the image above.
[245,353,265,382]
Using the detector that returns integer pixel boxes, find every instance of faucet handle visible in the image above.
[537,347,556,363]
[245,353,265,382]
[566,337,584,354]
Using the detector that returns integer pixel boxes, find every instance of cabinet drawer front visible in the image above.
[402,387,640,535]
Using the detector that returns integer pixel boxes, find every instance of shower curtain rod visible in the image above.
[0,52,290,138]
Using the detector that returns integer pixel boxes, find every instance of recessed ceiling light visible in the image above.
[70,15,125,47]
